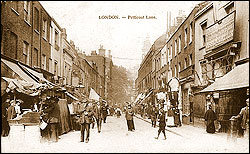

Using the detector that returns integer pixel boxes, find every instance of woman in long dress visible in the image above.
[204,104,217,133]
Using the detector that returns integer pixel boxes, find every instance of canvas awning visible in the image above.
[65,91,79,101]
[134,93,143,103]
[1,59,38,83]
[140,91,153,104]
[2,77,47,96]
[19,63,53,85]
[200,62,249,93]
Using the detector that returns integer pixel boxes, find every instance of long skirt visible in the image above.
[206,120,215,133]
[127,120,135,131]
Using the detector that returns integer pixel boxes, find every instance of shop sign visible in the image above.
[206,12,235,51]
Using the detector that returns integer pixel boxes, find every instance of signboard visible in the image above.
[168,77,179,92]
[89,88,100,101]
[206,12,235,51]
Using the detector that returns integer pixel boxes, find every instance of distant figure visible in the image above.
[125,104,135,131]
[233,98,249,138]
[204,104,217,133]
[151,106,158,128]
[102,102,108,123]
[116,108,121,118]
[174,108,182,127]
[155,108,167,140]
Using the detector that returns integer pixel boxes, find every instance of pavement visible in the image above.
[1,114,249,153]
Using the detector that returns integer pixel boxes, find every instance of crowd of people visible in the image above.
[2,94,249,143]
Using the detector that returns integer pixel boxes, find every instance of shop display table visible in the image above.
[8,112,41,144]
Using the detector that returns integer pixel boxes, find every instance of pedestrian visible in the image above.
[7,100,16,121]
[116,107,121,118]
[79,101,94,143]
[102,101,108,123]
[93,101,103,133]
[155,108,167,140]
[125,104,135,131]
[174,108,182,127]
[2,98,10,137]
[151,105,158,128]
[204,103,217,133]
[233,98,249,138]
[44,96,61,142]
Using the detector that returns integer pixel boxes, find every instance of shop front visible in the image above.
[200,62,249,133]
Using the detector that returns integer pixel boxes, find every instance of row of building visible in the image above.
[1,1,113,101]
[135,1,249,131]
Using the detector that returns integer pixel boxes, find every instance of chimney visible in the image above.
[91,50,97,56]
[98,45,105,56]
[62,28,67,40]
[70,40,75,49]
[108,50,112,58]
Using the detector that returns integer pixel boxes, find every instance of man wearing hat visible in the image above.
[79,102,94,143]
[204,103,217,133]
[44,96,60,142]
[93,101,103,133]
[125,104,135,131]
[234,98,249,138]
[155,108,167,140]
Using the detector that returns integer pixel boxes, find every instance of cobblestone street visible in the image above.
[1,114,249,153]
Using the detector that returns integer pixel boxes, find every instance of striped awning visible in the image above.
[1,59,38,83]
[200,62,249,93]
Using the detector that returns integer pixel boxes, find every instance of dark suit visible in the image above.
[44,101,60,142]
[80,105,93,142]
[157,111,166,139]
[125,108,135,131]
[102,105,108,123]
[93,105,103,133]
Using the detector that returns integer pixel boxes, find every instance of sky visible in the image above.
[40,1,201,69]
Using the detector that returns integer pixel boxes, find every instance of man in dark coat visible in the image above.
[44,97,61,142]
[102,102,108,123]
[234,98,249,138]
[204,104,217,133]
[125,104,135,131]
[80,102,94,143]
[93,101,103,133]
[155,108,166,140]
[151,106,158,128]
[2,98,10,137]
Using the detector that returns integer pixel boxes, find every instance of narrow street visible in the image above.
[1,114,249,153]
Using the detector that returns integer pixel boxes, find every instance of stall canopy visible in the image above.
[200,62,249,93]
[140,91,153,104]
[1,59,38,83]
[2,77,47,96]
[65,91,79,101]
[19,63,54,85]
[134,93,143,103]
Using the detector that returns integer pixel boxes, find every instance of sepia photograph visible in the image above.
[1,1,249,153]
